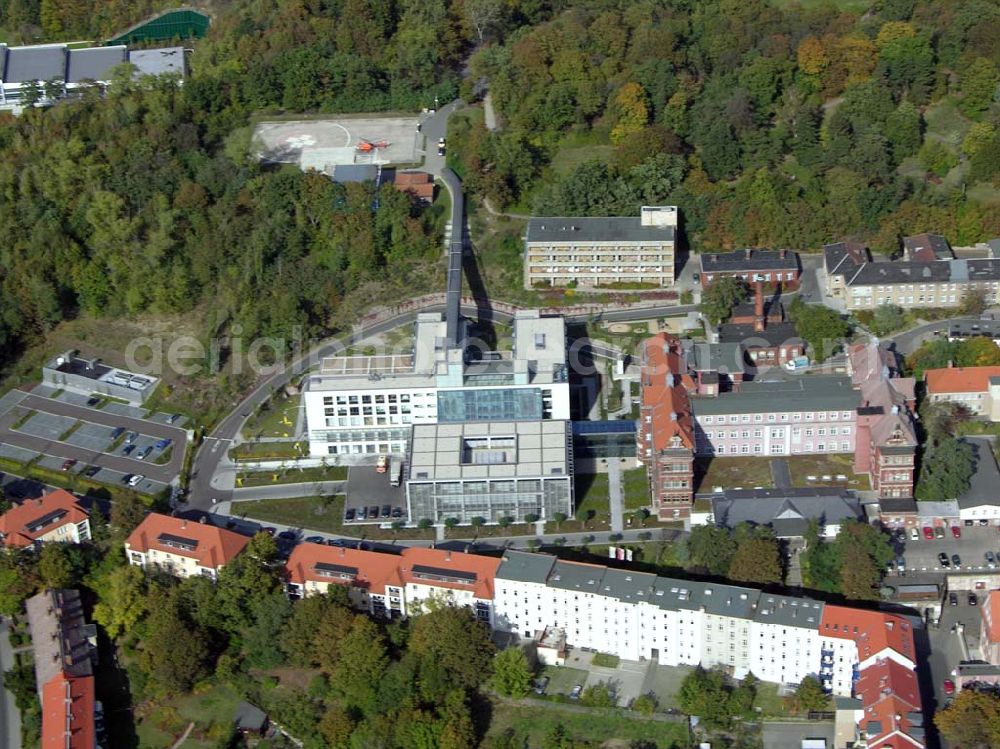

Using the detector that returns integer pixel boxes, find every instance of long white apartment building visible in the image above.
[303,310,571,457]
[283,545,925,748]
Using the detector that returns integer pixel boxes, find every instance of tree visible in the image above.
[728,537,782,584]
[92,564,147,639]
[871,304,906,335]
[463,0,504,43]
[418,518,433,530]
[581,681,617,708]
[632,693,656,716]
[699,276,749,326]
[490,647,534,698]
[935,689,1000,748]
[438,689,477,749]
[215,531,282,632]
[963,122,997,158]
[110,493,148,536]
[0,550,38,616]
[960,289,990,317]
[408,606,496,693]
[243,590,292,668]
[611,83,650,145]
[330,615,388,713]
[788,298,851,362]
[319,704,356,748]
[552,511,568,530]
[38,543,80,589]
[677,667,732,728]
[789,676,828,714]
[140,589,212,695]
[955,336,1000,367]
[917,437,975,500]
[684,525,738,576]
[960,57,999,118]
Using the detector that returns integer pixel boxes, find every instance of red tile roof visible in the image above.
[641,334,695,452]
[285,543,500,599]
[0,489,89,548]
[924,366,1000,394]
[820,606,915,664]
[125,513,250,570]
[855,658,920,711]
[983,590,1000,643]
[41,672,94,749]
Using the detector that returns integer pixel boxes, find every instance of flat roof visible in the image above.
[526,216,675,244]
[691,374,858,416]
[3,44,65,83]
[67,46,126,83]
[128,47,185,77]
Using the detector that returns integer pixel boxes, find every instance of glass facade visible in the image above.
[407,476,572,524]
[437,388,543,423]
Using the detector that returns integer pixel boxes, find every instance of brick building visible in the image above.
[698,248,800,288]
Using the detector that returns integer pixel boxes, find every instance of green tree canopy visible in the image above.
[699,276,750,327]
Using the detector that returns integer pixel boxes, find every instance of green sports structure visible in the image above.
[106,8,209,46]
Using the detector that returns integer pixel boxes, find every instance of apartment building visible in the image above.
[981,590,1000,665]
[278,544,925,747]
[924,365,1000,421]
[125,513,251,579]
[303,310,570,458]
[285,543,499,625]
[699,248,800,288]
[523,206,677,290]
[903,233,953,262]
[824,242,871,298]
[26,589,97,749]
[0,489,91,548]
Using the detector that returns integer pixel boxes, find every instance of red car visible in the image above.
[61,459,77,471]
[923,526,935,540]
[943,679,955,695]
[952,526,961,539]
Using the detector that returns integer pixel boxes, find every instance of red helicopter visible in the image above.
[356,139,390,152]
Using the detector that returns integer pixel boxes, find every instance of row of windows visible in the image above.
[702,426,851,440]
[701,411,852,425]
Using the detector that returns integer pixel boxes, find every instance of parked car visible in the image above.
[86,396,100,407]
[345,508,356,522]
[83,465,100,478]
[935,526,945,539]
[167,413,181,424]
[124,431,138,444]
[986,551,996,569]
[938,552,950,567]
[569,684,583,700]
[110,427,125,440]
[305,536,324,544]
[155,437,172,450]
[943,679,955,695]
[121,444,136,456]
[381,504,391,518]
[965,519,975,526]
[952,553,962,567]
[534,676,550,695]
[359,507,368,520]
[277,530,297,542]
[127,474,144,487]
[952,526,961,539]
[136,446,153,460]
[969,592,979,606]
[61,459,77,471]
[391,507,403,518]
[949,592,958,606]
[437,137,446,156]
[923,526,935,540]
[895,556,906,572]
[369,505,380,520]
[909,527,919,541]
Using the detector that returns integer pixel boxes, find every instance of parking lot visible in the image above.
[890,525,1000,575]
[343,466,407,524]
[0,391,187,495]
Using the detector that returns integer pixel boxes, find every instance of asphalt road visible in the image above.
[884,317,979,356]
[0,394,186,484]
[0,618,22,749]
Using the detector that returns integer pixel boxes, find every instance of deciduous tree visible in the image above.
[490,647,534,698]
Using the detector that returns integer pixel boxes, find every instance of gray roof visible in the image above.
[496,550,556,583]
[988,238,1000,258]
[708,488,863,538]
[600,567,658,605]
[847,257,1000,287]
[548,560,605,592]
[691,374,858,416]
[754,593,824,628]
[234,701,267,731]
[682,339,746,374]
[823,242,869,275]
[332,164,379,183]
[878,497,917,513]
[526,216,675,244]
[128,47,185,77]
[718,322,801,347]
[25,589,93,693]
[903,233,952,261]
[67,46,126,83]
[3,44,65,83]
[949,319,1000,339]
[700,249,798,273]
[958,437,1000,509]
[656,579,760,618]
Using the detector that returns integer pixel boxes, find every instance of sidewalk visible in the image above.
[0,618,23,749]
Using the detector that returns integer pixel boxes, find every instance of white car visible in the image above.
[128,474,145,487]
[909,527,919,542]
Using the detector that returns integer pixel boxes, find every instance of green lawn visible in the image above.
[622,467,649,509]
[785,453,870,490]
[236,464,347,487]
[537,665,590,697]
[230,441,308,461]
[485,700,689,747]
[695,457,774,492]
[135,684,243,749]
[244,393,301,438]
[234,495,434,540]
[552,144,614,176]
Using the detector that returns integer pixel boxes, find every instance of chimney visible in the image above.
[745,248,752,260]
[947,360,954,368]
[180,520,186,529]
[339,547,345,557]
[445,550,452,561]
[780,249,787,259]
[754,281,765,333]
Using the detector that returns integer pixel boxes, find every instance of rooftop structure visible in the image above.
[903,233,953,262]
[42,350,158,405]
[524,207,678,290]
[689,374,858,416]
[25,589,96,692]
[699,248,800,288]
[701,487,864,538]
[406,420,573,524]
[0,489,91,548]
[128,47,185,78]
[125,513,251,578]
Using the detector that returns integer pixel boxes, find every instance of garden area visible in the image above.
[235,464,348,488]
[694,457,774,492]
[243,394,302,440]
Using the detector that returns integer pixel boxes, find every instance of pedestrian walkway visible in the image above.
[608,461,624,533]
[0,618,23,749]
